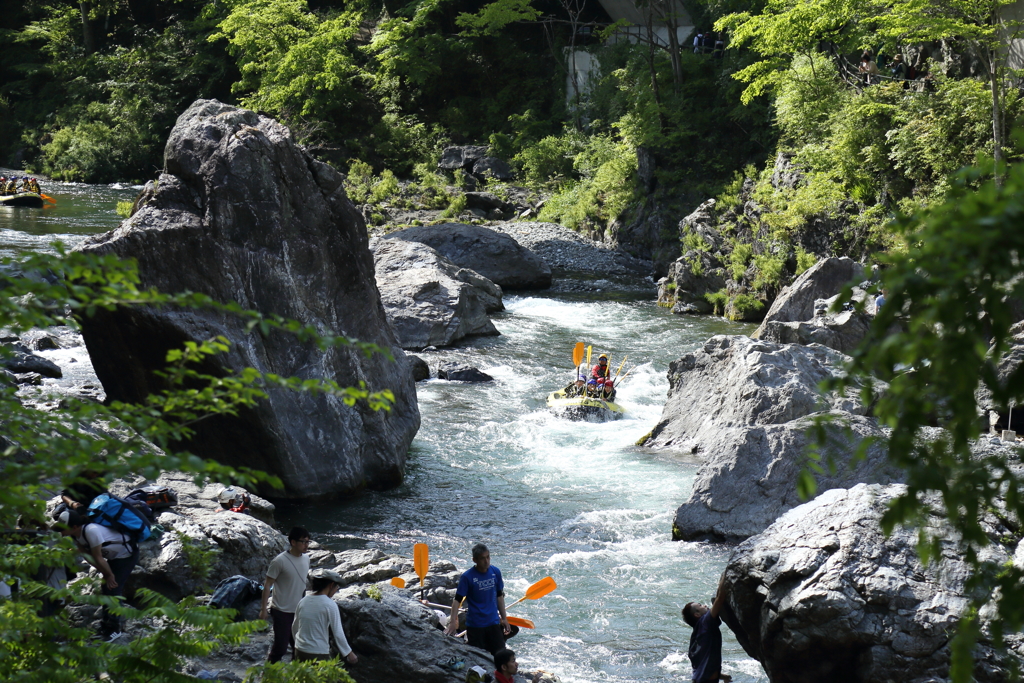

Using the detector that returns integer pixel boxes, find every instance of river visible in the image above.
[3,175,767,683]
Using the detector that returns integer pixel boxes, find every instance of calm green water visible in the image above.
[3,176,767,682]
[0,169,139,258]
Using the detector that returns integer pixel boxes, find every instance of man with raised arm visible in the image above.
[681,573,732,683]
[445,543,510,654]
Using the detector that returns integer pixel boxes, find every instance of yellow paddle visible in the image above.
[414,543,429,599]
[39,193,57,205]
[391,577,406,588]
[613,356,627,381]
[507,576,557,608]
[572,342,584,368]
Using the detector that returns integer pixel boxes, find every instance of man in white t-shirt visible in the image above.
[59,509,139,639]
[293,568,357,663]
[259,526,311,662]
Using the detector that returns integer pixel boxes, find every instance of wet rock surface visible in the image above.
[371,239,502,350]
[646,335,900,541]
[437,362,493,382]
[387,223,552,290]
[723,483,1018,683]
[75,99,420,499]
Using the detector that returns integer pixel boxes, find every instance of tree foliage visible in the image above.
[821,156,1024,679]
[0,248,390,681]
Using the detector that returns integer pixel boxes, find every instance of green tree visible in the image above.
[820,156,1024,680]
[0,248,391,682]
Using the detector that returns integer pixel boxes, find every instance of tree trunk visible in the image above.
[80,1,97,55]
[989,46,1004,184]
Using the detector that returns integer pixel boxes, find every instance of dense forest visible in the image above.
[2,0,1020,315]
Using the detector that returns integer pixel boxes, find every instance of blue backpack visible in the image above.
[87,493,152,544]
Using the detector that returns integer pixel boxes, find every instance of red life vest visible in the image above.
[591,363,609,380]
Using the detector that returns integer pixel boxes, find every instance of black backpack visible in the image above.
[126,485,177,513]
[210,575,263,610]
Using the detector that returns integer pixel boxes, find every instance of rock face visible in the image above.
[437,362,493,382]
[644,335,900,541]
[75,100,420,499]
[337,590,495,683]
[759,309,873,354]
[127,473,287,602]
[437,145,489,172]
[372,239,502,350]
[723,484,1014,683]
[2,342,62,378]
[753,257,866,337]
[388,223,552,290]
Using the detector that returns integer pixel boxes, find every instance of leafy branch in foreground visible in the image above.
[818,156,1024,681]
[0,247,389,682]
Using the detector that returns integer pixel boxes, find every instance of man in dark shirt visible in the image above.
[681,575,731,683]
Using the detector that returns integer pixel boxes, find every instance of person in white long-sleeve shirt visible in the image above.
[292,569,358,664]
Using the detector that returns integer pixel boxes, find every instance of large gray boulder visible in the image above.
[759,309,873,354]
[337,590,495,683]
[75,100,420,499]
[437,145,489,172]
[723,483,1016,683]
[388,223,552,290]
[753,257,866,337]
[62,471,286,602]
[372,239,501,350]
[643,335,900,541]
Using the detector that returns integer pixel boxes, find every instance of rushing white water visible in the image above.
[279,295,765,682]
[1,179,767,680]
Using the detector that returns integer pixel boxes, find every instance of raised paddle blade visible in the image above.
[586,345,592,370]
[507,576,558,607]
[507,616,535,629]
[524,576,557,600]
[614,356,627,380]
[391,577,406,588]
[414,543,429,581]
[573,342,584,367]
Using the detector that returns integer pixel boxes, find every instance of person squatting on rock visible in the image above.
[260,526,311,662]
[58,508,139,640]
[494,648,542,683]
[681,573,731,683]
[291,569,358,664]
[446,543,510,654]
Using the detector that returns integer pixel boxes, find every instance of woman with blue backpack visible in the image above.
[58,509,139,640]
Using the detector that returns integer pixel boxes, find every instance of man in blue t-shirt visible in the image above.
[681,574,732,683]
[445,543,510,654]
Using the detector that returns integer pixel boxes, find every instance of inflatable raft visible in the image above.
[0,192,44,208]
[547,389,625,421]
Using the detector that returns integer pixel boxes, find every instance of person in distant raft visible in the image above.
[445,543,510,654]
[681,573,731,683]
[591,354,610,383]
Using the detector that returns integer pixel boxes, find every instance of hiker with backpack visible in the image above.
[58,508,140,640]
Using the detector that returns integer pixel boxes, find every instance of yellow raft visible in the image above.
[547,388,625,421]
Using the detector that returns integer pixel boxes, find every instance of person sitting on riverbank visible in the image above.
[291,569,358,664]
[682,573,731,683]
[494,649,543,683]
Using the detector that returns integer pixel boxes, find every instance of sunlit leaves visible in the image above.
[825,158,1024,680]
[0,248,395,682]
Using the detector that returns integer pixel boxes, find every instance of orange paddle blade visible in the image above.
[524,576,556,600]
[414,543,429,581]
[40,193,56,205]
[391,577,406,588]
[572,342,584,367]
[508,576,558,607]
[507,615,534,629]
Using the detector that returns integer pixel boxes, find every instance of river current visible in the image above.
[3,176,767,682]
